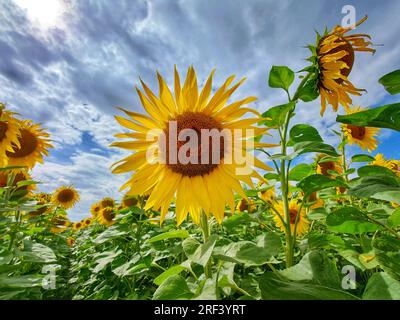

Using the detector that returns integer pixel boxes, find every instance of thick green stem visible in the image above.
[200,212,212,278]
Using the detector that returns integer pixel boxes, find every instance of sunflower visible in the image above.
[312,16,375,115]
[388,160,400,176]
[122,194,138,208]
[274,199,309,237]
[258,183,275,205]
[236,198,257,213]
[316,154,342,178]
[67,237,75,246]
[50,215,70,233]
[307,192,324,209]
[98,207,116,227]
[52,186,80,210]
[90,202,102,218]
[72,221,83,231]
[0,108,21,167]
[342,106,380,152]
[83,217,92,228]
[371,153,390,168]
[100,197,115,209]
[0,169,35,193]
[29,193,52,217]
[5,120,52,169]
[111,66,273,225]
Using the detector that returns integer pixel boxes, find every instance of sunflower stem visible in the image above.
[200,212,212,278]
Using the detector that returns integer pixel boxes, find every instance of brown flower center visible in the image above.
[57,189,75,203]
[0,121,8,141]
[101,198,114,208]
[348,125,366,140]
[163,112,225,177]
[76,223,82,228]
[122,196,138,208]
[238,199,249,211]
[103,208,115,221]
[289,209,298,224]
[318,161,336,176]
[6,128,38,158]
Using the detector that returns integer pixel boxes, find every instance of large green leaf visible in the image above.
[92,249,122,273]
[16,242,56,263]
[351,154,375,163]
[92,226,128,244]
[290,141,338,159]
[297,78,319,102]
[146,229,189,243]
[261,102,295,127]
[279,251,341,288]
[289,164,314,181]
[0,274,43,288]
[326,207,382,234]
[376,251,400,280]
[153,265,187,286]
[298,174,347,195]
[336,103,400,131]
[268,66,294,91]
[357,165,396,177]
[259,272,359,300]
[288,124,323,144]
[153,275,193,300]
[379,70,400,95]
[363,272,400,300]
[187,235,217,267]
[388,208,400,227]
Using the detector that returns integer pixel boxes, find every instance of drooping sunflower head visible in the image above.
[257,182,275,205]
[111,66,274,225]
[90,202,102,217]
[274,199,309,237]
[5,120,52,169]
[100,197,115,209]
[50,215,70,233]
[98,207,116,227]
[72,221,83,231]
[306,192,324,209]
[342,106,380,153]
[0,169,35,193]
[52,186,80,210]
[122,194,138,208]
[0,108,21,167]
[310,16,375,116]
[316,154,342,177]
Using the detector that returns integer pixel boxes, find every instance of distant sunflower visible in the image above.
[122,194,138,208]
[388,160,400,176]
[52,186,80,210]
[236,198,257,213]
[274,199,309,237]
[72,221,83,231]
[316,154,342,178]
[342,106,380,152]
[307,192,324,209]
[100,197,115,209]
[50,215,70,233]
[67,237,75,246]
[111,66,274,225]
[258,183,275,205]
[98,207,116,227]
[313,16,375,115]
[90,203,101,218]
[5,120,52,169]
[83,217,92,228]
[29,194,51,217]
[0,108,21,167]
[371,153,390,168]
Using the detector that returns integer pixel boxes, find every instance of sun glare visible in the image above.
[14,0,66,29]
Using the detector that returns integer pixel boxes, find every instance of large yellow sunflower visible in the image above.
[98,207,116,227]
[5,120,52,169]
[342,106,380,152]
[315,16,375,115]
[111,66,273,225]
[274,199,309,237]
[90,202,102,218]
[52,186,80,210]
[0,108,21,167]
[316,154,342,178]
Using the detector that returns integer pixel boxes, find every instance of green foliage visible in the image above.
[268,66,295,91]
[379,70,400,95]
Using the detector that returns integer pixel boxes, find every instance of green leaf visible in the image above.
[308,234,346,250]
[223,212,252,230]
[288,124,323,144]
[153,265,187,286]
[358,165,396,177]
[379,70,400,95]
[376,252,400,280]
[182,237,201,258]
[297,78,319,102]
[16,242,56,263]
[388,208,400,227]
[351,154,375,163]
[298,174,347,195]
[259,272,359,300]
[268,66,295,91]
[93,226,128,244]
[153,275,193,300]
[363,272,400,300]
[336,103,400,131]
[326,207,382,234]
[146,229,189,243]
[349,174,400,203]
[289,164,314,181]
[290,141,338,159]
[279,251,341,288]
[261,102,295,127]
[93,249,122,273]
[188,234,217,267]
[0,274,43,288]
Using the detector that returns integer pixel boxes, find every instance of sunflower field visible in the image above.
[1,16,400,301]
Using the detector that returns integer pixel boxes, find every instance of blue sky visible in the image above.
[0,0,399,221]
